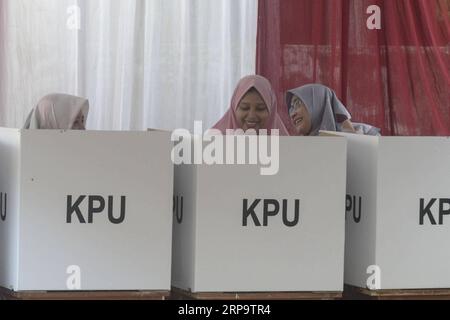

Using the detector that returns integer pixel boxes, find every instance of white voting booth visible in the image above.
[325,132,450,290]
[172,135,347,293]
[0,128,173,292]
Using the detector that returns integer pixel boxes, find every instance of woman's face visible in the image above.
[72,112,86,130]
[289,97,312,136]
[235,90,270,132]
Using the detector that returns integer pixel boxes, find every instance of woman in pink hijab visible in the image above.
[213,75,288,135]
[23,93,89,130]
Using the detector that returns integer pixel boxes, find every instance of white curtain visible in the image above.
[0,0,258,131]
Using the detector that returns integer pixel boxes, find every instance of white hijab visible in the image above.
[24,94,89,130]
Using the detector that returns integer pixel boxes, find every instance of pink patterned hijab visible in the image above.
[213,75,288,135]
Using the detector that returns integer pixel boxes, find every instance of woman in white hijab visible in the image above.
[24,93,89,130]
[286,84,380,136]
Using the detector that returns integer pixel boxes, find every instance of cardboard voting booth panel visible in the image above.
[0,128,173,292]
[172,136,347,293]
[327,132,450,290]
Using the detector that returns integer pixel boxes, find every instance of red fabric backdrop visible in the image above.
[257,0,450,136]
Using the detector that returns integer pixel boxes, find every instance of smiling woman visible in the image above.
[286,84,356,136]
[235,88,270,131]
[212,75,288,135]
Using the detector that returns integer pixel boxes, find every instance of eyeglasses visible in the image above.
[288,95,308,117]
[288,103,302,117]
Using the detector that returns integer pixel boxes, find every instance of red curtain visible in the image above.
[257,0,450,136]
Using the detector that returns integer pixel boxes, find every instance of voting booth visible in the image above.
[0,128,173,293]
[172,135,347,297]
[326,132,450,291]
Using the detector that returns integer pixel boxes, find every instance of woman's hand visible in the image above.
[341,120,357,133]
